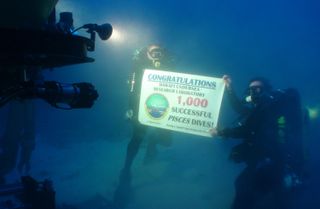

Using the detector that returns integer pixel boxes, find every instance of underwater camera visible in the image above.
[0,6,112,109]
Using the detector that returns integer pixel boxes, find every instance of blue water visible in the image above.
[1,0,320,208]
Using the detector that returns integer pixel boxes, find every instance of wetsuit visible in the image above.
[219,88,304,209]
[123,46,174,174]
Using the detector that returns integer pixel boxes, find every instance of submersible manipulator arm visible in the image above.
[0,26,100,109]
[0,0,112,109]
[0,1,113,208]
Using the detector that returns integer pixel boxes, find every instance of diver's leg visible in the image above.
[0,139,19,181]
[144,129,172,164]
[231,167,256,209]
[18,100,36,175]
[273,180,295,209]
[144,132,158,164]
[18,131,35,175]
[155,129,172,147]
[114,123,146,208]
[123,123,146,173]
[0,101,24,181]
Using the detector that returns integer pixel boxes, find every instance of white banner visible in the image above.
[138,69,225,137]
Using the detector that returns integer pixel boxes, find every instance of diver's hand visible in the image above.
[222,75,232,90]
[209,128,219,138]
[125,109,134,120]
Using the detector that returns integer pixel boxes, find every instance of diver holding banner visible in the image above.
[122,45,175,175]
[113,45,175,208]
[211,75,305,209]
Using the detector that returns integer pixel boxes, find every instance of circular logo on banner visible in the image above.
[145,93,169,119]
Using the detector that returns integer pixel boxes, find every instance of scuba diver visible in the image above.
[0,100,35,184]
[113,44,174,208]
[211,76,305,209]
[123,44,175,176]
[0,68,39,184]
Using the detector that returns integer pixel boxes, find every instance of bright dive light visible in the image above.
[109,28,123,43]
[82,23,113,40]
[72,23,113,51]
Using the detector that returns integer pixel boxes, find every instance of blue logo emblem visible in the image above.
[145,93,169,119]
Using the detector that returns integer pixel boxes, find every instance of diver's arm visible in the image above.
[226,86,251,115]
[211,125,250,139]
[219,126,250,139]
[223,75,250,115]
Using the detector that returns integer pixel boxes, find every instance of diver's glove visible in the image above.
[125,109,134,120]
[283,171,303,190]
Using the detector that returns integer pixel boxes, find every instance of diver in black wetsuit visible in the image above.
[211,76,304,209]
[0,69,38,184]
[122,44,175,176]
[113,45,174,208]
